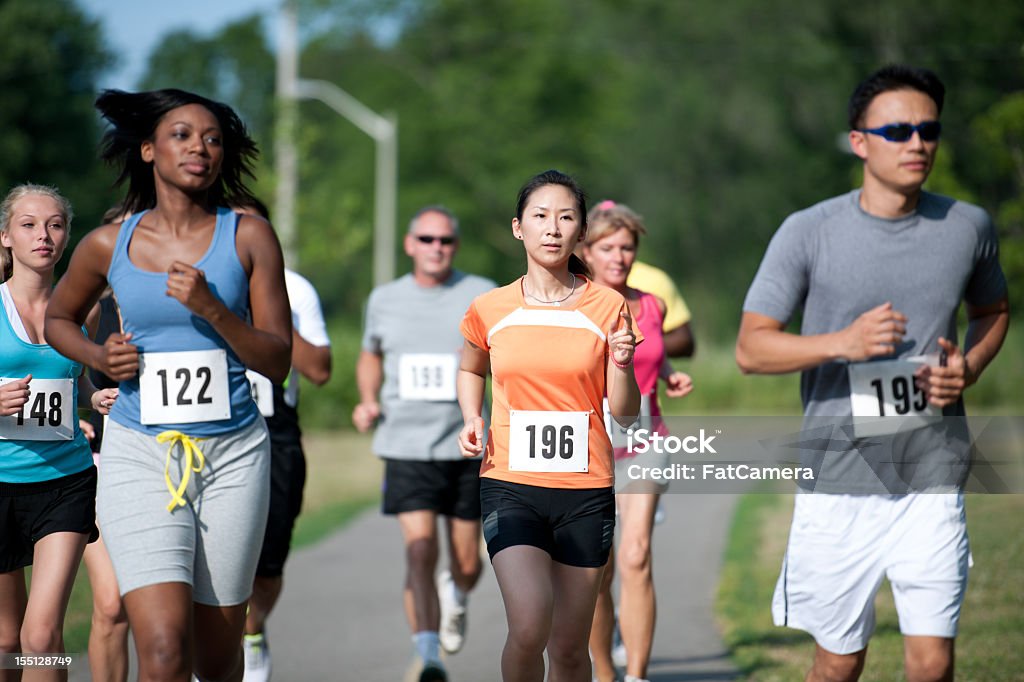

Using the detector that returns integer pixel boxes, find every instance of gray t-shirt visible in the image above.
[362,270,495,460]
[743,190,1007,492]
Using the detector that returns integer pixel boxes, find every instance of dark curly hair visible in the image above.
[95,89,259,214]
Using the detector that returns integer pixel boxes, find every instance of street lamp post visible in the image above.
[275,0,398,285]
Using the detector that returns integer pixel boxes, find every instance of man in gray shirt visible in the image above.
[352,206,494,682]
[737,65,1009,682]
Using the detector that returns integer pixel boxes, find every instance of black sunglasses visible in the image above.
[415,235,456,245]
[413,233,454,244]
[857,121,942,143]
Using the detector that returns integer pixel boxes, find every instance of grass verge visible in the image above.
[716,492,1024,680]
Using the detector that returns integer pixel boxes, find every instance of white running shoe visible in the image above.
[242,632,272,682]
[437,569,468,654]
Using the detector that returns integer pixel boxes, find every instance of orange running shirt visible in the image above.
[460,276,642,489]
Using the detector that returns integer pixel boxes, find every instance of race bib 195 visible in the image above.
[508,410,590,473]
[0,377,74,441]
[139,350,231,425]
[848,356,940,437]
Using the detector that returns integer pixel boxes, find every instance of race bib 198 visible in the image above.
[246,369,275,417]
[848,357,939,437]
[139,350,231,425]
[0,377,73,441]
[508,410,590,473]
[398,353,458,402]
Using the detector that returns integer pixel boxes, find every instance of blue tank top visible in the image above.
[107,207,258,436]
[0,293,92,483]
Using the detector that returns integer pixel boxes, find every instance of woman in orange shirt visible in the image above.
[458,169,641,682]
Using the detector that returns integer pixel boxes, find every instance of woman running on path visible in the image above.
[458,170,641,682]
[582,200,693,682]
[46,89,291,682]
[0,184,116,682]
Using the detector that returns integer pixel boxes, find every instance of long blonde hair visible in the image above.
[0,184,74,282]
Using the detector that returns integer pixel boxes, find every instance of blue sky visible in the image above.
[76,0,281,90]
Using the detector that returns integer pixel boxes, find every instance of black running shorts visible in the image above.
[255,440,307,578]
[382,458,482,520]
[0,466,98,573]
[479,478,615,568]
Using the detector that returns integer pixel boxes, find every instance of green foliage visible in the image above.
[972,92,1024,315]
[138,15,276,149]
[1,0,1017,422]
[0,0,115,248]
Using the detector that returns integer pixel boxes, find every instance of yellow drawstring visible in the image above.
[156,430,207,512]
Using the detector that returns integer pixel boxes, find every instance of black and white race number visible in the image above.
[508,410,590,473]
[0,377,73,441]
[848,358,939,437]
[398,353,458,402]
[245,369,275,417]
[139,350,230,424]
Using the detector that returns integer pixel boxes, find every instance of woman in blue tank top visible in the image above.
[46,89,292,682]
[0,183,117,675]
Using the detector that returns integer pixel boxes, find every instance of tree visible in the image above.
[0,0,114,240]
[973,92,1024,313]
[139,15,276,150]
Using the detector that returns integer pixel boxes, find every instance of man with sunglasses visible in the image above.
[737,65,1009,681]
[353,205,494,682]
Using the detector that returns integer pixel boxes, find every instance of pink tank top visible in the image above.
[632,291,665,401]
[613,291,668,460]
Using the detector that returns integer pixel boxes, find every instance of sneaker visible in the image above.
[243,632,272,682]
[437,570,467,654]
[419,659,448,682]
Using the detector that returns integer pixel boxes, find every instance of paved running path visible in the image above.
[68,492,741,681]
[270,492,741,681]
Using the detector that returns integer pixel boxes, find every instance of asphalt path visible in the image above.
[68,492,741,681]
[270,492,741,681]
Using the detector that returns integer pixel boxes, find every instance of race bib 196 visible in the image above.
[139,350,231,425]
[246,369,275,417]
[398,353,458,402]
[0,377,73,441]
[848,357,940,437]
[508,410,590,473]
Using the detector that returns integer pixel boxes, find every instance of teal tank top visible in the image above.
[0,291,92,483]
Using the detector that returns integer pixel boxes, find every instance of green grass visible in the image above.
[716,493,1024,680]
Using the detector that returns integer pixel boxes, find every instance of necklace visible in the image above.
[524,273,577,306]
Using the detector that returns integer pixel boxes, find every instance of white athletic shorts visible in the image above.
[772,492,969,655]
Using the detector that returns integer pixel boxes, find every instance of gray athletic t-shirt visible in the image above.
[362,270,495,460]
[743,190,1007,492]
